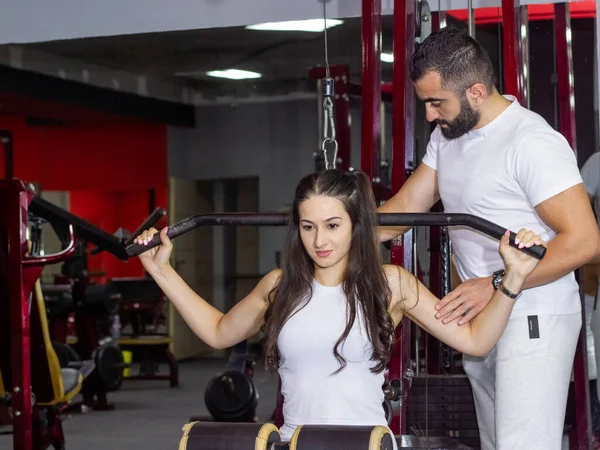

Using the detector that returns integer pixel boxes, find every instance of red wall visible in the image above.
[0,114,169,279]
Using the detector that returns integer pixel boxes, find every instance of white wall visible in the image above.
[169,98,318,274]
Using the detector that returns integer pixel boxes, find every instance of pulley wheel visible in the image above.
[204,370,258,422]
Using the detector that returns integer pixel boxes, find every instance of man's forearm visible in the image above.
[521,232,599,289]
[379,226,410,243]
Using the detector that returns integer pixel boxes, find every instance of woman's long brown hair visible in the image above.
[261,170,396,374]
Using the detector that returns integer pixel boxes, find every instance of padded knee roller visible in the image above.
[179,422,280,450]
[289,425,394,450]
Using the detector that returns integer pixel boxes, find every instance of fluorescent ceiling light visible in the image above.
[381,53,394,63]
[206,69,262,80]
[246,18,343,32]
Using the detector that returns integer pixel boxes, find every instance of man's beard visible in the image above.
[437,96,480,139]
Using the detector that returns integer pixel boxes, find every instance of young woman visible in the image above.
[134,170,544,443]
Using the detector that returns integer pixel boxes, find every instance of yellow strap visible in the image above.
[34,279,65,402]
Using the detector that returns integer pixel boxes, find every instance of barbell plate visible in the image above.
[94,342,125,391]
[204,370,258,422]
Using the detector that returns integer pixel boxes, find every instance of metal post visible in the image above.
[555,4,577,152]
[361,0,382,180]
[502,0,528,105]
[467,0,475,38]
[389,0,416,436]
[555,4,591,448]
[1,182,34,450]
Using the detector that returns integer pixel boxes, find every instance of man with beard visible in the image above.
[378,26,600,449]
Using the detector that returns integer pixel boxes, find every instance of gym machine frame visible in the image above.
[363,0,591,445]
[0,131,135,450]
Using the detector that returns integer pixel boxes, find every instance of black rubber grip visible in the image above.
[125,207,167,246]
[125,212,546,260]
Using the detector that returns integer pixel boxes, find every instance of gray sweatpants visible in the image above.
[463,312,581,450]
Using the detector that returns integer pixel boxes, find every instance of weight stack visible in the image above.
[407,375,480,449]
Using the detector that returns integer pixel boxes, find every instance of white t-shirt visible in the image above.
[277,280,388,441]
[422,95,583,317]
[581,151,600,226]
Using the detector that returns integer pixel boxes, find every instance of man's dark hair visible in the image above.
[409,26,497,95]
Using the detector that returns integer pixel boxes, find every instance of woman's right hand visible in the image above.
[498,228,546,281]
[134,227,172,275]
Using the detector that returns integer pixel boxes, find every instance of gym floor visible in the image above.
[0,356,280,450]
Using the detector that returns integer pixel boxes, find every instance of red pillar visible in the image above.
[361,0,382,180]
[502,0,528,105]
[555,4,591,448]
[388,0,417,435]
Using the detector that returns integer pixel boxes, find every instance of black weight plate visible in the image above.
[204,370,257,421]
[94,343,124,392]
[52,342,81,368]
[45,291,74,318]
[83,282,119,316]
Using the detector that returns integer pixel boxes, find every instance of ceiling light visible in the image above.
[245,18,343,32]
[381,53,394,63]
[205,69,262,80]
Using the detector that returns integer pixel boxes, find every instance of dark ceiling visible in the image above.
[22,16,398,98]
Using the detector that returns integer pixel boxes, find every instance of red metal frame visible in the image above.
[361,0,382,181]
[0,177,76,450]
[387,0,417,436]
[360,0,414,437]
[555,4,577,151]
[554,4,592,449]
[308,65,352,172]
[424,9,448,379]
[502,0,528,106]
[7,184,36,450]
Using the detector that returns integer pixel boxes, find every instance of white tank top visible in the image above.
[276,280,387,441]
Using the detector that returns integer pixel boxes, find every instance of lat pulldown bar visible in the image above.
[125,212,546,260]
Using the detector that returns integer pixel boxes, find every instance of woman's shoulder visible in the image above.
[382,264,404,295]
[261,268,283,287]
[382,264,408,282]
[253,269,283,296]
[382,264,418,306]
